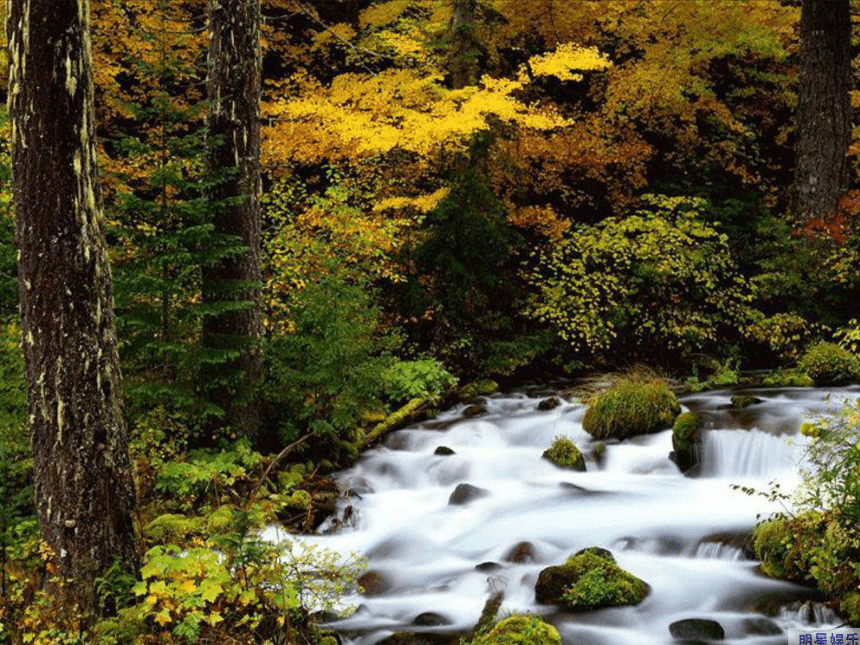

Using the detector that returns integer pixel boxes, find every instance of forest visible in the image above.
[1,0,860,644]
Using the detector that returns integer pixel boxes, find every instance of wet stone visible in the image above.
[448,483,490,505]
[741,617,782,636]
[669,619,725,641]
[411,612,451,627]
[538,396,561,411]
[434,446,455,456]
[504,541,536,563]
[475,561,502,572]
[462,404,488,418]
[357,571,391,597]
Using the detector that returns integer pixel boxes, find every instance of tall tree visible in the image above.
[6,0,137,614]
[203,0,263,440]
[449,0,480,89]
[794,0,852,225]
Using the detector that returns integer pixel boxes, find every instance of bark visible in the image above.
[203,0,263,440]
[794,0,852,224]
[449,0,479,89]
[6,0,138,614]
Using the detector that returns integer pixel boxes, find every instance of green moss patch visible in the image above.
[535,547,648,611]
[671,412,701,473]
[583,376,680,440]
[472,615,561,645]
[542,436,585,471]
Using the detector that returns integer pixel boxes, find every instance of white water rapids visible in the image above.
[273,385,860,645]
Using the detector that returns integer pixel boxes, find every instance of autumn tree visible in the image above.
[6,0,137,614]
[449,0,480,88]
[794,0,852,225]
[204,0,264,440]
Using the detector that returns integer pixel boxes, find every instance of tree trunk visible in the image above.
[794,0,852,225]
[203,0,263,441]
[6,0,138,614]
[449,0,479,89]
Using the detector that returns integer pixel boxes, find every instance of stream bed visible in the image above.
[285,386,860,645]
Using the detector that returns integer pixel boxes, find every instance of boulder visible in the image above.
[538,397,562,411]
[542,436,586,471]
[504,541,536,564]
[671,412,702,473]
[668,619,725,641]
[411,612,451,627]
[740,617,782,636]
[472,615,561,645]
[475,561,502,572]
[357,571,391,597]
[462,404,488,418]
[448,483,490,505]
[731,395,763,409]
[535,547,648,610]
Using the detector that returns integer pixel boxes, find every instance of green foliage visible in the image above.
[761,369,814,388]
[471,615,562,645]
[746,313,820,363]
[834,319,860,354]
[528,194,754,364]
[262,270,400,443]
[383,358,457,403]
[541,436,585,470]
[582,374,680,440]
[797,342,860,384]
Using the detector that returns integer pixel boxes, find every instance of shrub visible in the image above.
[472,615,561,645]
[542,436,585,471]
[797,342,860,384]
[528,194,753,363]
[382,358,457,403]
[582,375,680,440]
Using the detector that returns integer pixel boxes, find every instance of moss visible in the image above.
[472,615,561,645]
[542,436,585,471]
[458,380,499,401]
[752,513,821,585]
[672,412,701,472]
[592,442,606,462]
[362,397,427,446]
[582,376,680,440]
[761,369,814,387]
[798,342,860,384]
[535,547,648,611]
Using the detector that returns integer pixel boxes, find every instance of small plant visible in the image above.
[383,358,457,403]
[582,373,680,440]
[797,341,860,384]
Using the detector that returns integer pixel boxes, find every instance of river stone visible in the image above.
[538,396,562,411]
[376,633,459,645]
[475,561,502,572]
[434,446,455,456]
[448,483,490,505]
[731,395,763,409]
[504,541,536,563]
[411,612,451,627]
[669,619,725,640]
[671,412,702,474]
[535,547,648,610]
[357,571,391,597]
[462,404,488,418]
[741,617,782,636]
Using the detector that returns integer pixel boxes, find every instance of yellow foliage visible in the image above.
[526,43,612,82]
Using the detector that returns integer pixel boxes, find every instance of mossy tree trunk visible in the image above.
[6,0,138,615]
[203,0,263,441]
[449,0,479,89]
[794,0,852,225]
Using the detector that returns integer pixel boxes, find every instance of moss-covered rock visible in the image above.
[798,342,860,384]
[538,397,561,411]
[761,370,814,387]
[472,615,561,645]
[752,513,822,585]
[583,377,680,440]
[535,547,649,610]
[731,395,762,409]
[542,436,585,471]
[458,380,499,401]
[671,412,702,473]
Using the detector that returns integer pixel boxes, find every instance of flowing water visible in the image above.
[280,386,860,645]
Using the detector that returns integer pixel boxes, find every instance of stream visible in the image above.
[282,385,860,645]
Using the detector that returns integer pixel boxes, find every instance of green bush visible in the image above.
[472,615,561,645]
[383,358,457,403]
[582,375,680,440]
[528,194,753,363]
[542,436,585,471]
[797,342,860,384]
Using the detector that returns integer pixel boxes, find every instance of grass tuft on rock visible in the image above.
[582,374,680,440]
[542,436,585,471]
[472,614,561,645]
